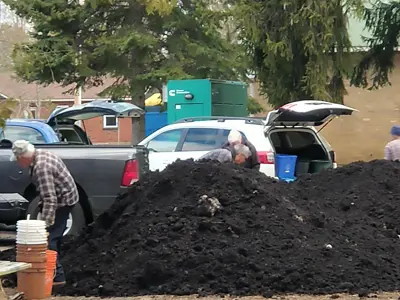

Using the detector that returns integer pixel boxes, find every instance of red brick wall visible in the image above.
[82,117,132,144]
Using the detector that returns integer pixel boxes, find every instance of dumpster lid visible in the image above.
[265,100,357,127]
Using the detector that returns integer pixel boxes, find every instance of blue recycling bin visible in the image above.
[145,111,168,137]
[275,154,298,181]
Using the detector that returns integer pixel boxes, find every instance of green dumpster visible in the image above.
[167,79,248,124]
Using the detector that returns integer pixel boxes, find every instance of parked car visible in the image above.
[0,100,137,145]
[138,100,357,176]
[1,118,91,145]
[0,100,145,236]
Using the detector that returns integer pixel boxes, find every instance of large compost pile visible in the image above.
[56,159,400,297]
[3,159,400,297]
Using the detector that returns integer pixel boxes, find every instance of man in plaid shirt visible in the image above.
[11,140,78,286]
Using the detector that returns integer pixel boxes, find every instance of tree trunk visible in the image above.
[130,87,146,145]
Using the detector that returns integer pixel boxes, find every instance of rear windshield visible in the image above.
[270,131,319,149]
[0,126,46,143]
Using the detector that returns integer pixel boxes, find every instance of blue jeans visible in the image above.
[47,205,73,283]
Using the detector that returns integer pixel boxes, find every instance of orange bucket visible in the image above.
[17,268,46,299]
[45,250,57,297]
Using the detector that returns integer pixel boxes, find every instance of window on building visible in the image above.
[103,115,118,129]
[181,128,220,151]
[147,129,183,152]
[0,126,45,143]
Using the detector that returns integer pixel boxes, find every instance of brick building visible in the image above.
[0,73,133,144]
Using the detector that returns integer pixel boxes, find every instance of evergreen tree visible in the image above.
[5,0,245,142]
[235,0,362,108]
[351,1,400,89]
[0,99,16,128]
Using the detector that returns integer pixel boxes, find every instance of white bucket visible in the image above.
[17,227,46,233]
[16,226,46,231]
[17,233,47,239]
[16,239,48,245]
[17,220,46,227]
[16,220,47,244]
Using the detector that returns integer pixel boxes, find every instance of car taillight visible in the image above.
[329,150,338,169]
[121,159,139,187]
[329,150,336,163]
[258,151,274,164]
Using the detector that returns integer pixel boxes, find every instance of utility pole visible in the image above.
[74,0,84,108]
[74,0,84,126]
[74,84,81,106]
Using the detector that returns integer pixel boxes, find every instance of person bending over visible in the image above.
[10,140,78,286]
[222,130,260,170]
[199,144,251,165]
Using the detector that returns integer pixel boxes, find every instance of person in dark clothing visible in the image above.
[222,130,260,170]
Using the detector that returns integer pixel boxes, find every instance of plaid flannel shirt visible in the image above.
[384,139,400,161]
[199,148,233,163]
[30,150,79,227]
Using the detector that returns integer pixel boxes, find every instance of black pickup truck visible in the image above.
[0,101,149,235]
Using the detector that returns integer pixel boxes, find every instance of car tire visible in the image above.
[27,196,86,236]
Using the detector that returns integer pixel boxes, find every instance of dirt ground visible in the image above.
[48,294,400,300]
[5,288,400,300]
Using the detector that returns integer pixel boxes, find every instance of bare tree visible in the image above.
[0,24,30,72]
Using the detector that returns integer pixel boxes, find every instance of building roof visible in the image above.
[0,73,116,102]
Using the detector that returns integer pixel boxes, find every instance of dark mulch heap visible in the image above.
[3,159,400,297]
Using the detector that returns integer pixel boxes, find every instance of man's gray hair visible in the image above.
[10,140,35,161]
[234,144,251,158]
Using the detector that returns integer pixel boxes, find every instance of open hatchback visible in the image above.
[264,100,357,176]
[47,100,144,126]
[45,100,144,144]
[266,100,357,127]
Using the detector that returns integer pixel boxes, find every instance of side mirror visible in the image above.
[0,139,12,148]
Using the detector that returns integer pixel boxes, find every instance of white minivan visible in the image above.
[138,100,357,177]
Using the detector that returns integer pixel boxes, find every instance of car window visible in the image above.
[58,128,83,143]
[181,128,220,151]
[147,129,183,152]
[285,131,316,148]
[0,126,45,144]
[270,132,282,148]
